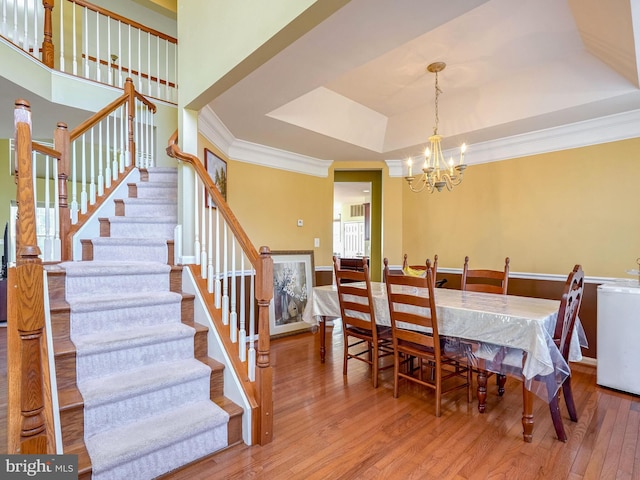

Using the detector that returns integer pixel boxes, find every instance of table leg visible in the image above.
[522,385,534,443]
[477,369,487,413]
[320,318,326,364]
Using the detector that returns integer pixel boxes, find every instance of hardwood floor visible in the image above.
[2,325,639,479]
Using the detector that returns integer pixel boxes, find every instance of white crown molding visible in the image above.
[199,105,235,154]
[387,109,640,176]
[199,106,331,177]
[229,140,331,177]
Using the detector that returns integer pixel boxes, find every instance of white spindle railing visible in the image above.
[188,167,263,381]
[0,0,43,59]
[8,137,62,263]
[68,94,155,223]
[1,1,177,103]
[57,0,177,102]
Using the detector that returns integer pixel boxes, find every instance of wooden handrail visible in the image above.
[81,53,177,89]
[65,0,178,43]
[166,131,259,265]
[69,91,129,141]
[32,142,61,158]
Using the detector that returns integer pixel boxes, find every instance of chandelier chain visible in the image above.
[433,70,442,135]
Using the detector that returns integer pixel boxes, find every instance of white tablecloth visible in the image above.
[302,282,588,402]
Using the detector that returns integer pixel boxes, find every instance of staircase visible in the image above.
[46,167,243,480]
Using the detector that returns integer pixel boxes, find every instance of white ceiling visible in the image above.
[207,0,640,164]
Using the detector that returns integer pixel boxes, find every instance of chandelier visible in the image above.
[405,62,467,193]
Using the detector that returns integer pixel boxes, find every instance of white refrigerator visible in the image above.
[597,280,640,395]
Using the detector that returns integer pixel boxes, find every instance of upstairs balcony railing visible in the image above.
[1,0,177,103]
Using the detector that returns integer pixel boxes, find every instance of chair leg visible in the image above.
[562,379,578,422]
[497,374,507,396]
[393,352,400,398]
[372,343,379,388]
[549,394,567,442]
[343,333,349,376]
[467,367,473,403]
[435,364,442,417]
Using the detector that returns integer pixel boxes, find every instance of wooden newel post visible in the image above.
[54,122,70,261]
[124,78,136,165]
[255,246,274,444]
[13,99,48,453]
[41,0,55,68]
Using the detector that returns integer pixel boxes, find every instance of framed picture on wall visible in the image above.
[204,148,227,208]
[269,250,315,337]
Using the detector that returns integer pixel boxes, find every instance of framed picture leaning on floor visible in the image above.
[269,250,314,337]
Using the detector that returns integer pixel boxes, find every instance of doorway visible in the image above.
[333,171,382,281]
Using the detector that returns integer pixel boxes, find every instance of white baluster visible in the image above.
[53,157,60,260]
[223,223,230,328]
[97,123,104,196]
[201,184,208,280]
[22,0,27,51]
[72,2,77,75]
[137,28,141,91]
[12,0,17,45]
[95,10,100,82]
[232,240,240,347]
[215,207,221,308]
[150,109,155,167]
[89,128,96,205]
[71,142,78,224]
[206,196,213,289]
[248,269,256,381]
[239,254,246,362]
[59,0,65,71]
[147,32,151,95]
[156,35,160,98]
[44,153,52,261]
[107,16,112,85]
[32,0,37,57]
[1,0,7,38]
[105,114,111,189]
[117,20,122,87]
[80,133,87,214]
[165,40,169,101]
[83,6,89,78]
[193,168,200,263]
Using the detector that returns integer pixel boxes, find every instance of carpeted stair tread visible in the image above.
[86,400,228,478]
[106,216,177,224]
[67,291,181,313]
[72,322,194,354]
[80,358,210,407]
[61,261,171,277]
[89,237,169,246]
[120,197,176,205]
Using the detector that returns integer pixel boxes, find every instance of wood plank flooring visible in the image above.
[2,324,639,479]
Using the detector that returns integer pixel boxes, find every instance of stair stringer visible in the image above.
[70,168,141,260]
[182,266,255,446]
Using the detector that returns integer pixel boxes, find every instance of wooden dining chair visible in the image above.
[383,258,472,416]
[333,256,393,388]
[547,264,584,441]
[461,256,510,294]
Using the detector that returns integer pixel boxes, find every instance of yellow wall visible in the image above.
[402,138,640,278]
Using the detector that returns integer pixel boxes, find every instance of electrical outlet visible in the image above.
[314,238,320,248]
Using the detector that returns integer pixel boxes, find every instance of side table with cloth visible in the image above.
[302,282,588,442]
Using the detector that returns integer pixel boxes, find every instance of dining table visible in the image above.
[301,281,588,442]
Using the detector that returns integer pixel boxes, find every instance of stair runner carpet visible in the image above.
[60,167,228,480]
